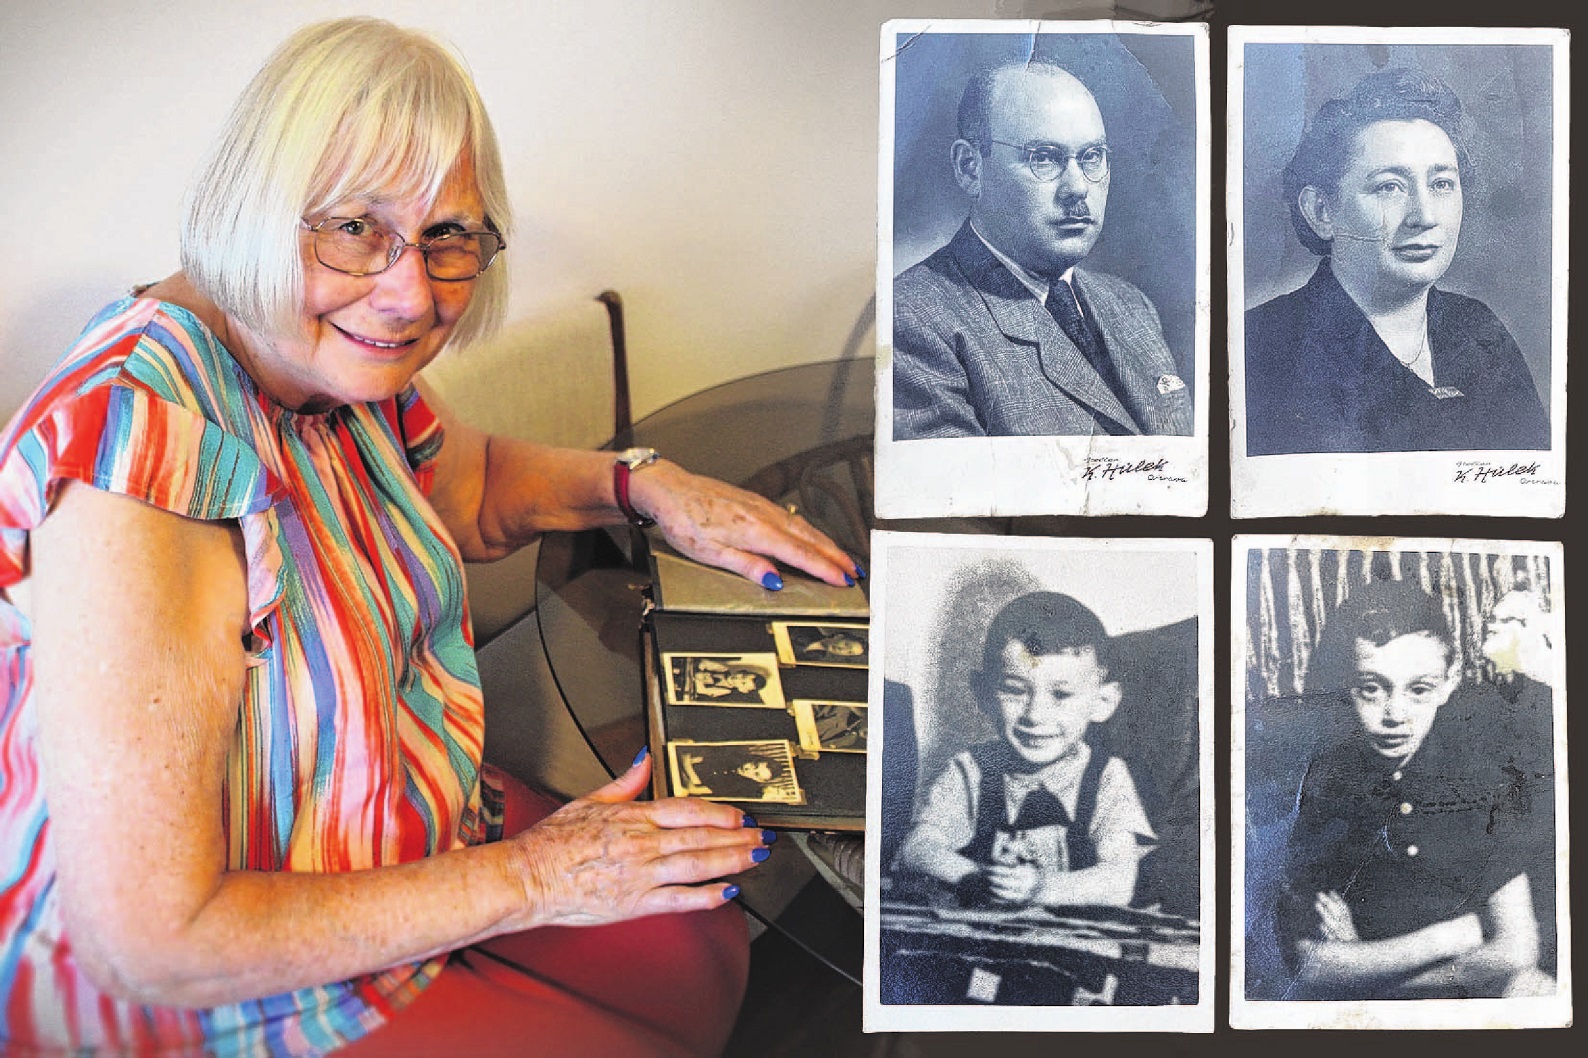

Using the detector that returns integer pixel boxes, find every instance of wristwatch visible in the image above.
[613,446,659,528]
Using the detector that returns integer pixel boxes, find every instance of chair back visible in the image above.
[423,291,630,642]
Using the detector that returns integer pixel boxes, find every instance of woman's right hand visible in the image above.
[502,752,771,929]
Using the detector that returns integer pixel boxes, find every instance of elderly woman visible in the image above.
[0,18,859,1058]
[1244,67,1550,456]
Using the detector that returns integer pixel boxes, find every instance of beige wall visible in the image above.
[0,0,1119,426]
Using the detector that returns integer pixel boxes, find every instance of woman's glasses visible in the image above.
[302,216,505,281]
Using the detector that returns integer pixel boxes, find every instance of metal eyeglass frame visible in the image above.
[987,140,1110,184]
[300,217,506,281]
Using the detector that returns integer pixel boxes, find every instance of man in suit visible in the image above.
[892,60,1192,439]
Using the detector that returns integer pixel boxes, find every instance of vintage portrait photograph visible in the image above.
[667,740,805,805]
[1232,536,1570,1030]
[792,699,869,756]
[1229,27,1568,517]
[662,652,787,709]
[874,20,1209,519]
[772,622,871,669]
[864,532,1213,1032]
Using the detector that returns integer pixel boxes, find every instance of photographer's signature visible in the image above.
[1453,460,1551,485]
[1081,457,1185,484]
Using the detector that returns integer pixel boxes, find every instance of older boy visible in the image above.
[894,592,1155,910]
[1277,579,1553,1000]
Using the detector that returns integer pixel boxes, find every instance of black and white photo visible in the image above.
[864,532,1212,1032]
[875,20,1208,519]
[1229,27,1567,517]
[1233,536,1570,1030]
[662,652,786,709]
[772,621,871,669]
[791,699,869,756]
[666,740,805,805]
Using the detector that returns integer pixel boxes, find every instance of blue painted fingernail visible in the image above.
[761,829,778,845]
[751,847,771,863]
[723,884,741,900]
[761,571,783,591]
[631,746,650,768]
[844,573,855,586]
[742,813,758,828]
[853,562,868,580]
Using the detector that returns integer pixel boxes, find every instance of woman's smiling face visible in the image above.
[237,154,484,411]
[1321,118,1463,301]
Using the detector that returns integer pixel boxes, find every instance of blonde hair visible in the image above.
[181,17,511,348]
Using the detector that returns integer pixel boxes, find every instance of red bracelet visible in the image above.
[613,458,656,528]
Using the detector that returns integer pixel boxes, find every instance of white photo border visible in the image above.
[1227,26,1569,518]
[863,531,1215,1032]
[1229,533,1572,1030]
[874,19,1210,519]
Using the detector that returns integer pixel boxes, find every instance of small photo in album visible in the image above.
[667,740,805,805]
[791,699,869,756]
[662,652,786,709]
[772,621,871,669]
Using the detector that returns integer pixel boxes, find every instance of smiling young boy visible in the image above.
[1277,579,1554,1000]
[894,592,1155,910]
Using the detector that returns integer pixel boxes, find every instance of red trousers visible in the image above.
[337,773,750,1057]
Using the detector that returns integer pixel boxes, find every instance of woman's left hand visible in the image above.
[628,460,860,589]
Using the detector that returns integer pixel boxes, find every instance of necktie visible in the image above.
[1046,278,1122,395]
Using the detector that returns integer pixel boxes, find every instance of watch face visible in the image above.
[618,446,658,468]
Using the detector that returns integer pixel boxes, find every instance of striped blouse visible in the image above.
[0,298,491,1055]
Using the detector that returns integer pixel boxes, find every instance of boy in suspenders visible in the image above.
[895,591,1157,911]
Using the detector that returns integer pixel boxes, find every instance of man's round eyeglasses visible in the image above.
[301,216,505,281]
[988,141,1109,184]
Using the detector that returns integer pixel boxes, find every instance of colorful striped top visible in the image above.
[0,298,492,1055]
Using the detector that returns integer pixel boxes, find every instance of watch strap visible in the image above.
[613,459,656,529]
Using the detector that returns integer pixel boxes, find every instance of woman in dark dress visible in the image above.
[1245,67,1549,456]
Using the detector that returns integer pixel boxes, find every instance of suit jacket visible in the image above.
[891,222,1192,440]
[1244,260,1550,455]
